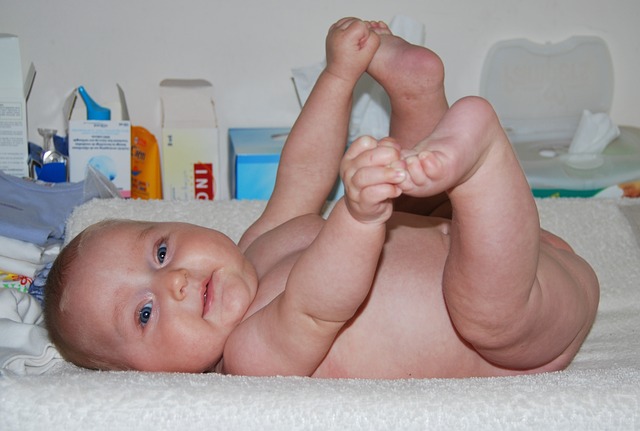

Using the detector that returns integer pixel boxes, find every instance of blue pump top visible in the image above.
[78,86,111,120]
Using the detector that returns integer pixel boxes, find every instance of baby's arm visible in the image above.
[239,18,380,250]
[225,138,405,376]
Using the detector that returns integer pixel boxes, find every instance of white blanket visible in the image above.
[0,289,63,375]
[1,197,639,430]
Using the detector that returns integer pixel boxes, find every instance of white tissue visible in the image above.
[291,15,425,141]
[565,110,620,169]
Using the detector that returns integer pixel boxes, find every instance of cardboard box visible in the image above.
[160,79,220,200]
[0,34,35,178]
[66,85,131,197]
[229,127,289,200]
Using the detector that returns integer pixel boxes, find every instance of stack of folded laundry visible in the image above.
[0,238,59,301]
[0,169,120,375]
[0,170,96,304]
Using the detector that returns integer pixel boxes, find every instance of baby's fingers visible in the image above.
[331,17,358,30]
[343,171,403,224]
[343,135,378,161]
[343,136,401,167]
[348,165,406,191]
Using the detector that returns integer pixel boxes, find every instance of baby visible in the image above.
[44,18,599,378]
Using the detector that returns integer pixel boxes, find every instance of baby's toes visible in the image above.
[417,151,448,182]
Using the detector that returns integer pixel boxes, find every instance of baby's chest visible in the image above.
[246,252,300,314]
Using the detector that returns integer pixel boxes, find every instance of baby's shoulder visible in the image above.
[244,214,325,275]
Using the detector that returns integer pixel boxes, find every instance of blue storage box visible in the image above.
[229,127,290,200]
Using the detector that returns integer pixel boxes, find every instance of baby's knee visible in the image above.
[540,229,575,253]
[452,96,497,121]
[448,96,503,140]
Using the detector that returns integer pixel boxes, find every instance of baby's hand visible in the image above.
[325,18,380,83]
[340,136,406,224]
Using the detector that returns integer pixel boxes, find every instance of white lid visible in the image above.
[480,36,614,143]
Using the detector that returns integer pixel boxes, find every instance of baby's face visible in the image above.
[64,221,258,372]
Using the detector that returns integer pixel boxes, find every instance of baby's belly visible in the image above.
[312,217,552,379]
[310,219,459,378]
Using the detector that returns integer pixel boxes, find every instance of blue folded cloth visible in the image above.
[28,262,51,306]
[0,170,87,246]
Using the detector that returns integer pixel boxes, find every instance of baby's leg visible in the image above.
[406,96,598,370]
[366,22,448,147]
[366,23,450,215]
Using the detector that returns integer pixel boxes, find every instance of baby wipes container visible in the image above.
[480,36,640,197]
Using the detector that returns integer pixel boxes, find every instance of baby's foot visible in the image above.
[369,31,443,97]
[365,25,447,148]
[399,96,514,198]
[365,20,392,36]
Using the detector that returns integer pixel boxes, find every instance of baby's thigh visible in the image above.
[540,229,574,253]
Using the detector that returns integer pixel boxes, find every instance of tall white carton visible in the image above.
[0,34,35,178]
[66,86,131,197]
[160,79,220,200]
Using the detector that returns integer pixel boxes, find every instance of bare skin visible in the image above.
[58,18,599,378]
[227,19,599,377]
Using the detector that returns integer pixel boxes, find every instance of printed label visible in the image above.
[194,163,214,200]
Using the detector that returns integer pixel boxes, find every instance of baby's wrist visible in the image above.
[323,66,360,88]
[344,200,391,227]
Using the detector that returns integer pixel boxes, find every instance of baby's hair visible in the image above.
[43,219,131,370]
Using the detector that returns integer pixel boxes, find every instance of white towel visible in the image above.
[1,198,639,431]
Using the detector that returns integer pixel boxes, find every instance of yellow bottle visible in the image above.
[131,126,162,199]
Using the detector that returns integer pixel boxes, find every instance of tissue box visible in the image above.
[160,79,220,200]
[229,128,290,200]
[533,187,627,198]
[480,36,640,199]
[0,34,35,178]
[532,173,640,198]
[66,86,131,197]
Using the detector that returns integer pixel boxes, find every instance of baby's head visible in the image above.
[44,219,258,372]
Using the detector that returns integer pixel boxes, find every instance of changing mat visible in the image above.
[1,197,639,430]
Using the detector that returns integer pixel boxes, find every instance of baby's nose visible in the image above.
[165,268,189,300]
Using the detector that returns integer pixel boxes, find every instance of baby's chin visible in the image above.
[176,348,224,374]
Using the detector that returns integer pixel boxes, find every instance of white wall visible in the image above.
[2,0,639,196]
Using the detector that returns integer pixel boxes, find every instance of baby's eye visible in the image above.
[139,301,153,327]
[156,243,168,264]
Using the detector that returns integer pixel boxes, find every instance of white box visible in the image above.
[66,86,131,197]
[0,34,35,178]
[160,79,220,200]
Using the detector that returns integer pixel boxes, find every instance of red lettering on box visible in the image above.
[194,163,215,200]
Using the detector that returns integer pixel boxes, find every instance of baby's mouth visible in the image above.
[202,278,213,317]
